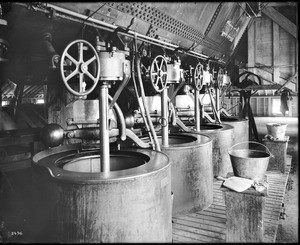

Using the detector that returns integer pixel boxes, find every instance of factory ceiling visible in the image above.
[52,2,251,60]
[0,2,298,100]
[1,2,256,71]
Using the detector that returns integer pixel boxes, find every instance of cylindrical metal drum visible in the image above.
[32,143,172,243]
[198,124,234,178]
[98,51,128,81]
[172,123,234,178]
[167,62,181,82]
[220,117,249,145]
[142,133,213,216]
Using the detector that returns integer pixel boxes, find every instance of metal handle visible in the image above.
[229,141,273,157]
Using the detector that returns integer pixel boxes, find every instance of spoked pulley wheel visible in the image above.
[149,55,168,93]
[193,62,204,91]
[60,39,100,96]
[217,68,224,88]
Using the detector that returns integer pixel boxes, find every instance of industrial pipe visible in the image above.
[131,55,154,148]
[108,60,131,111]
[136,57,161,151]
[108,95,126,141]
[99,83,110,174]
[161,88,169,147]
[133,32,161,151]
[215,85,221,121]
[194,89,201,131]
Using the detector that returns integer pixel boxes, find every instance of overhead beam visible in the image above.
[254,62,296,84]
[266,2,297,8]
[272,22,280,84]
[262,7,297,38]
[247,19,256,73]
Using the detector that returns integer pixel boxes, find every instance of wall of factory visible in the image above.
[223,95,298,117]
[224,7,298,118]
[247,11,297,91]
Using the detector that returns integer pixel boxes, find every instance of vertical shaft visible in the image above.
[215,86,220,120]
[161,88,169,147]
[99,83,110,173]
[194,89,200,131]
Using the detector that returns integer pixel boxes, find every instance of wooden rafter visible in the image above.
[254,62,297,84]
[265,2,297,8]
[262,7,297,38]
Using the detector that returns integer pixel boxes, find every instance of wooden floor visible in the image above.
[172,157,292,243]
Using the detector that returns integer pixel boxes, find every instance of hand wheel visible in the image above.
[217,68,224,88]
[149,55,168,92]
[60,39,100,96]
[193,62,204,91]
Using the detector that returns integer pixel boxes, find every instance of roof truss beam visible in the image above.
[265,2,297,8]
[262,6,296,38]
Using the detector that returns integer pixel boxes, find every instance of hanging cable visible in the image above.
[81,2,107,39]
[82,2,107,25]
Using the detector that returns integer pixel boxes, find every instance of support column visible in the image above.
[194,89,200,131]
[248,19,256,73]
[215,86,220,120]
[273,22,280,84]
[99,82,110,173]
[161,88,169,147]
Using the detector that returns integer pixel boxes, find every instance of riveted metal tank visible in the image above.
[142,133,213,216]
[220,117,249,145]
[32,143,172,243]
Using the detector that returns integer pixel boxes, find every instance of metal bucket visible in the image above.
[32,144,172,243]
[228,141,272,181]
[266,123,287,140]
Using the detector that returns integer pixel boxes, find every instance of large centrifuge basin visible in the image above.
[32,143,172,243]
[171,124,234,178]
[142,133,213,216]
[219,117,249,144]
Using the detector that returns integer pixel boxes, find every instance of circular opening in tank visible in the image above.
[220,117,239,121]
[157,134,197,145]
[140,134,198,146]
[229,149,270,158]
[200,124,223,130]
[55,151,149,173]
